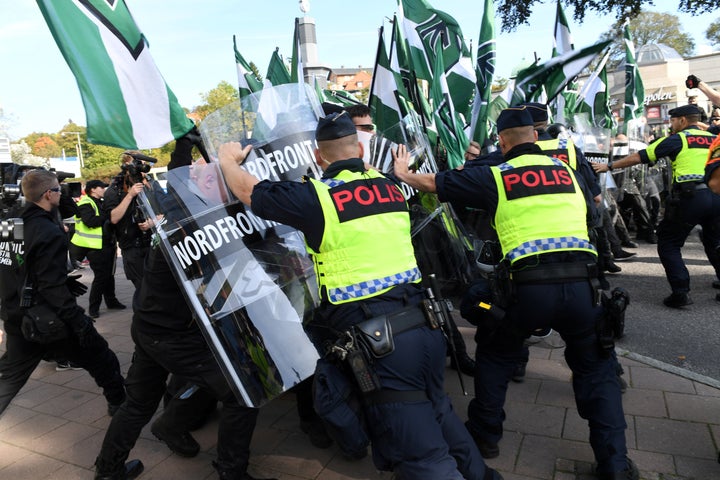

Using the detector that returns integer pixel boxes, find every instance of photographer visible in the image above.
[104,151,156,290]
[0,169,125,419]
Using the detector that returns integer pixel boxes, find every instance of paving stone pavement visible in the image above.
[1,258,719,480]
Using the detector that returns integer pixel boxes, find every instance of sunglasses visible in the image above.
[356,124,375,132]
[47,187,61,193]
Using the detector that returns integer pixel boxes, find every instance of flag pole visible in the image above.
[368,24,385,105]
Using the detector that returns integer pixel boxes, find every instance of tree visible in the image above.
[599,11,695,69]
[192,81,239,121]
[32,136,61,159]
[706,19,720,46]
[496,0,718,32]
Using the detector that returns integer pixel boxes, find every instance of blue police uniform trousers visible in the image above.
[315,290,492,480]
[657,187,720,294]
[465,278,628,474]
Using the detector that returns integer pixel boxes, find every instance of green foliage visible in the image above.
[599,11,695,69]
[193,81,240,121]
[497,0,719,32]
[706,19,720,46]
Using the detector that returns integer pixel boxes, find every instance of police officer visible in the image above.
[395,106,637,480]
[593,104,720,307]
[218,112,501,480]
[71,179,126,318]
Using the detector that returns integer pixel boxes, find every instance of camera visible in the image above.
[0,217,23,241]
[121,152,156,186]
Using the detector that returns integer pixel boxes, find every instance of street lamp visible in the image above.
[62,131,84,168]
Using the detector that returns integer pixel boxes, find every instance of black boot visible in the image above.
[151,418,200,457]
[94,459,144,480]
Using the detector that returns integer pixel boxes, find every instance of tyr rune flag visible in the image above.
[37,0,194,149]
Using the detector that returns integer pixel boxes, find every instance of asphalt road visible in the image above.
[605,227,720,383]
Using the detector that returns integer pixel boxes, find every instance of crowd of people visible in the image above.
[1,72,720,480]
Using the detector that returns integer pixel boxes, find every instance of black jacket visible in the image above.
[21,203,85,328]
[76,195,113,244]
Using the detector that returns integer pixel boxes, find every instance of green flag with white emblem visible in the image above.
[431,46,469,169]
[622,21,645,135]
[575,52,616,131]
[370,26,411,141]
[397,0,476,117]
[234,36,263,99]
[469,0,495,147]
[511,40,611,106]
[37,0,194,149]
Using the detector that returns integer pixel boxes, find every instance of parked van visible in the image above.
[148,166,168,192]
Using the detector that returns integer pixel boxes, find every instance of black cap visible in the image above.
[668,104,702,118]
[315,111,357,141]
[496,106,534,133]
[522,102,549,123]
[321,102,345,116]
[85,179,109,191]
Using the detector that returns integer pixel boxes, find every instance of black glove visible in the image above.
[686,75,701,89]
[74,315,107,349]
[66,274,88,297]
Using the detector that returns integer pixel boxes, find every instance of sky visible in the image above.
[0,0,716,140]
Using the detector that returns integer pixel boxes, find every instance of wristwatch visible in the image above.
[607,161,614,171]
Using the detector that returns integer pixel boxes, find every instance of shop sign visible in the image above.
[644,89,674,105]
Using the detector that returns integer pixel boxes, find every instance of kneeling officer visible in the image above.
[218,112,502,480]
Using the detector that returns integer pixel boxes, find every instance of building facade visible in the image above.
[605,44,720,138]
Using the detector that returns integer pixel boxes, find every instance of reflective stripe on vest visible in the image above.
[308,169,420,304]
[674,129,715,183]
[535,137,578,170]
[491,155,596,264]
[71,196,102,249]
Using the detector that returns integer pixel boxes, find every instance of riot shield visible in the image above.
[137,84,323,408]
[358,112,476,298]
[570,114,614,212]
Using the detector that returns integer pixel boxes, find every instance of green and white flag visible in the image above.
[234,36,263,99]
[37,0,194,149]
[390,16,438,147]
[266,48,291,86]
[431,47,469,169]
[575,52,616,131]
[313,77,327,103]
[550,0,574,123]
[469,0,495,146]
[370,27,410,139]
[552,0,574,57]
[622,21,645,135]
[511,39,611,106]
[325,89,363,107]
[397,0,476,117]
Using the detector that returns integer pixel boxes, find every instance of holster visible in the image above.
[353,304,428,358]
[353,315,394,358]
[491,260,513,309]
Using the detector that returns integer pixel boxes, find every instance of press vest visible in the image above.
[307,169,421,304]
[536,138,578,170]
[71,196,102,249]
[647,128,715,183]
[490,155,596,264]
